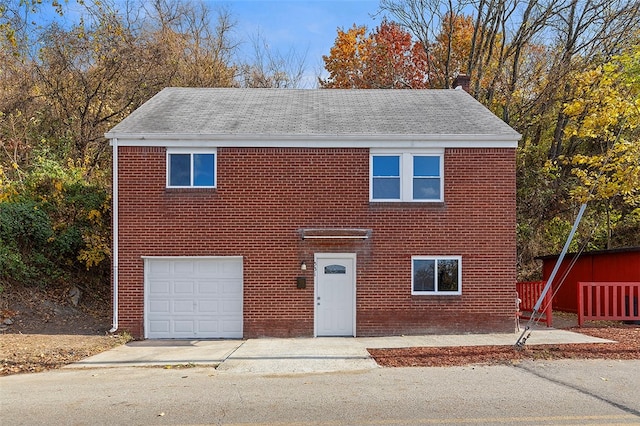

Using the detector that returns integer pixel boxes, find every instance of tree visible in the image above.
[377,0,471,88]
[320,21,428,89]
[365,20,429,88]
[237,31,307,88]
[0,0,239,291]
[319,24,372,88]
[562,47,640,247]
[430,13,474,88]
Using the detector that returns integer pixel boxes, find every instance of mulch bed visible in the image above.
[368,325,640,367]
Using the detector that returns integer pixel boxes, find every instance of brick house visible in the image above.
[106,88,520,339]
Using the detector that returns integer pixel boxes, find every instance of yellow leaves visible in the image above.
[569,138,640,206]
[87,209,102,225]
[563,48,640,143]
[563,99,585,117]
[0,188,14,203]
[77,232,110,269]
[321,24,371,88]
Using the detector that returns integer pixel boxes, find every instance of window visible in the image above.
[370,151,443,202]
[372,155,401,199]
[167,149,216,188]
[413,156,440,200]
[324,264,347,274]
[412,256,461,295]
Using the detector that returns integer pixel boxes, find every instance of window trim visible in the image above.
[166,148,217,188]
[411,256,462,295]
[370,149,444,202]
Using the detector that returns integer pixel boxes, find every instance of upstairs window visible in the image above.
[413,155,440,200]
[167,149,216,188]
[370,151,443,202]
[372,155,401,199]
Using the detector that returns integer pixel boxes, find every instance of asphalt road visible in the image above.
[2,359,639,425]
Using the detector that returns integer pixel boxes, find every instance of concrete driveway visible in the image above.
[67,328,612,374]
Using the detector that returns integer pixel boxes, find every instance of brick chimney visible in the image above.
[453,74,470,93]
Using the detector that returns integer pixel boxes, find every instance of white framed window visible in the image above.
[167,148,216,188]
[411,256,462,295]
[370,150,443,202]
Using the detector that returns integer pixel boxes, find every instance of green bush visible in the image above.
[0,201,57,285]
[0,155,111,289]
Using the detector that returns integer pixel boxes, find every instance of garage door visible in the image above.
[144,257,243,339]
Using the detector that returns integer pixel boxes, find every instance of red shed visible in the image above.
[539,247,640,312]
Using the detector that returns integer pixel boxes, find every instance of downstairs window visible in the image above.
[412,256,462,295]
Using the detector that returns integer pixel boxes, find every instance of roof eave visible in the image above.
[106,132,521,148]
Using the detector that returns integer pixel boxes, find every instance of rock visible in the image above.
[69,286,82,306]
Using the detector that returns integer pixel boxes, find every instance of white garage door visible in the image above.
[144,257,243,339]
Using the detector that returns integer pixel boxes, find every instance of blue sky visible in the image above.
[219,1,381,86]
[37,0,382,87]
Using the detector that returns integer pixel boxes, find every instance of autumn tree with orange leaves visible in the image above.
[320,21,428,89]
[430,13,474,89]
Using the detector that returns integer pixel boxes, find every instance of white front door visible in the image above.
[315,253,356,336]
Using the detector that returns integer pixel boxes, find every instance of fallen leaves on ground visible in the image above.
[368,325,640,367]
[0,334,131,376]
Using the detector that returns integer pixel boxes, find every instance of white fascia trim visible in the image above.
[107,134,519,149]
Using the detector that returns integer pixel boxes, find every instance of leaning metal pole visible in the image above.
[515,203,588,348]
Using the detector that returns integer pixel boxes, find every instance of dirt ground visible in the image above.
[0,284,130,376]
[1,286,639,375]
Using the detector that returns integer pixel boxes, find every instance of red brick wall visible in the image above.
[116,146,516,338]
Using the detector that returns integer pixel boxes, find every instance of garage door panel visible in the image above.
[222,320,242,333]
[174,261,195,276]
[145,257,243,339]
[149,300,170,313]
[174,281,195,294]
[148,320,170,333]
[223,300,242,313]
[149,280,170,295]
[198,300,219,313]
[198,281,220,294]
[198,321,219,333]
[173,300,195,313]
[149,261,171,276]
[221,260,242,276]
[222,280,242,295]
[198,261,219,275]
[174,320,195,333]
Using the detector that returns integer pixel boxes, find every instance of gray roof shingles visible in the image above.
[106,88,520,139]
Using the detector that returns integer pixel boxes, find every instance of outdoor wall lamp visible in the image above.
[300,261,307,271]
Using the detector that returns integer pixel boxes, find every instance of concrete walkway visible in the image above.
[67,328,613,374]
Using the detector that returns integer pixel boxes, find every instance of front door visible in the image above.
[315,253,356,336]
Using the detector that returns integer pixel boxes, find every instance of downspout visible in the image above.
[109,138,119,333]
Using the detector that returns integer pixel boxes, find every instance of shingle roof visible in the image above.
[106,88,520,143]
